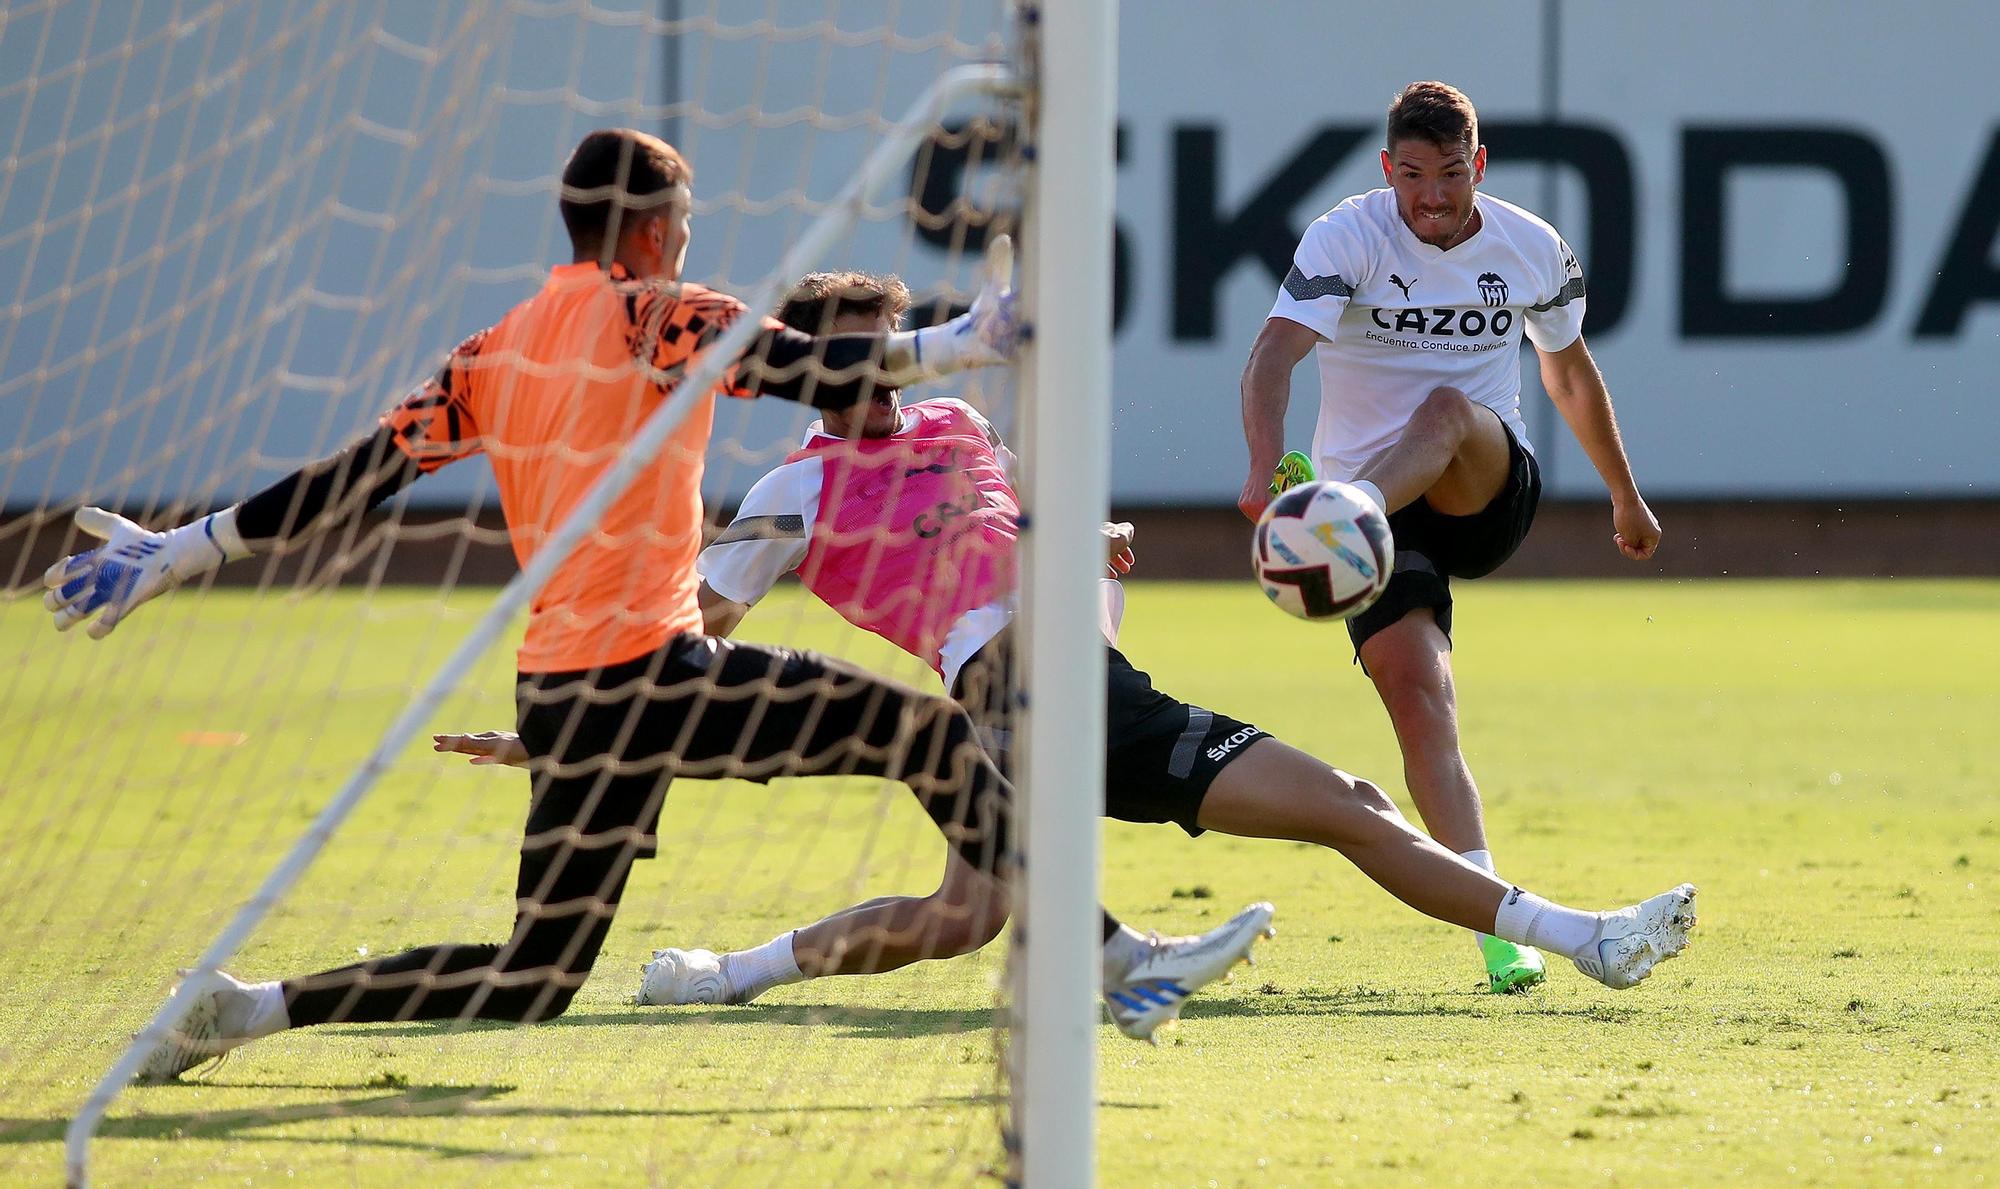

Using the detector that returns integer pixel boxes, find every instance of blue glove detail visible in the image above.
[43,508,232,639]
[58,542,156,617]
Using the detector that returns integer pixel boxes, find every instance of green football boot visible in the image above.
[1269,450,1316,497]
[1480,935,1547,994]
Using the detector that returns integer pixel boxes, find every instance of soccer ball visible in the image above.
[1252,481,1394,621]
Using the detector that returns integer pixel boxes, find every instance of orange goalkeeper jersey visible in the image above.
[382,262,780,673]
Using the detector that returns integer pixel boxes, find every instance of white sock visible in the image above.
[1491,887,1603,961]
[720,933,805,1001]
[215,979,289,1040]
[1100,923,1151,984]
[244,980,290,1037]
[1352,478,1388,514]
[1460,850,1502,950]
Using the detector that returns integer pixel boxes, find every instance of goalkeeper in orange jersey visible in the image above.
[41,128,1270,1079]
[438,270,1698,1016]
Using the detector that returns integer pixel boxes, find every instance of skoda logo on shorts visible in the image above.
[1477,272,1508,308]
[1205,726,1264,763]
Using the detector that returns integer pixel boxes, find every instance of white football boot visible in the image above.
[1102,901,1277,1043]
[1572,884,1699,990]
[636,948,737,1006]
[133,970,260,1084]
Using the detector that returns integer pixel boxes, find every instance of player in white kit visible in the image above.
[1239,81,1663,993]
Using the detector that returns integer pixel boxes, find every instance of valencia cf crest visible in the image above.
[1476,272,1508,308]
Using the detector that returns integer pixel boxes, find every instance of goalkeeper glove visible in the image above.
[1269,450,1316,497]
[912,235,1021,373]
[42,506,249,639]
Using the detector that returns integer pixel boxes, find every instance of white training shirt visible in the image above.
[1267,187,1587,481]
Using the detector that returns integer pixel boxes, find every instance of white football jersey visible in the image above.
[1266,188,1586,481]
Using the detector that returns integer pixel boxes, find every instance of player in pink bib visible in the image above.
[441,272,1698,1020]
[785,398,1018,679]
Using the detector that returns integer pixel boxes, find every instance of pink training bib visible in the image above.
[790,402,1018,673]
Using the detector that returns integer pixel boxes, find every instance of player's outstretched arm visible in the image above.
[890,233,1020,383]
[42,424,424,638]
[738,237,1019,407]
[1238,317,1319,521]
[41,506,247,639]
[1536,336,1661,560]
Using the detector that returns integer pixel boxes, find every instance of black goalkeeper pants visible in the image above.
[284,634,1012,1027]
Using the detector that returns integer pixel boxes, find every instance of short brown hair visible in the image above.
[560,129,692,257]
[777,271,912,334]
[1386,81,1478,154]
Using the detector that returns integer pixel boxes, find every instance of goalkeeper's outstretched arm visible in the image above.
[41,423,424,639]
[737,235,1019,406]
[233,424,425,547]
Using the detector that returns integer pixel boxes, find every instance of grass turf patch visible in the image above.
[1,578,1993,1184]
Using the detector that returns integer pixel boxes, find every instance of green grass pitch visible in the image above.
[1,579,1994,1185]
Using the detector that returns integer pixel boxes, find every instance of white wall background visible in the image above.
[3,0,1994,515]
[1110,0,1999,500]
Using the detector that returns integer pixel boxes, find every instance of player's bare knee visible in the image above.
[1418,385,1473,416]
[1373,664,1454,730]
[1288,770,1402,847]
[1328,775,1403,834]
[1345,775,1397,814]
[1409,386,1477,442]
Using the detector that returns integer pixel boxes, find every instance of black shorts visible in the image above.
[515,633,1011,880]
[1345,413,1542,659]
[951,633,1264,837]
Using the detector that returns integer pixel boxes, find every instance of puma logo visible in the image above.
[1389,273,1417,300]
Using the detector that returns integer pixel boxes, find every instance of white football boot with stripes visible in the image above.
[133,970,259,1083]
[636,948,736,1006]
[1572,884,1699,990]
[1102,901,1276,1043]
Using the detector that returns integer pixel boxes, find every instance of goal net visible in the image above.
[0,2,1107,1184]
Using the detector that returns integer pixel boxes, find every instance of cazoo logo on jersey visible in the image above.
[1367,305,1516,340]
[1368,302,1520,350]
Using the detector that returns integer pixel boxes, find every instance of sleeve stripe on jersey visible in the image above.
[712,514,806,545]
[1530,276,1588,312]
[1282,266,1354,302]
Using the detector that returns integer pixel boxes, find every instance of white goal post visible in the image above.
[1015,3,1117,1188]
